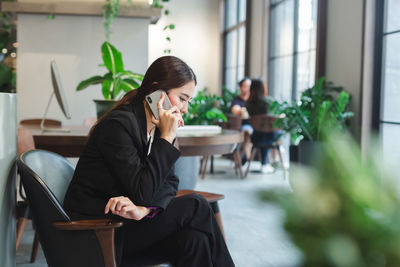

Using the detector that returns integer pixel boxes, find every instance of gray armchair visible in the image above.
[17,149,171,267]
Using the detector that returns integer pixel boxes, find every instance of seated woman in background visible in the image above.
[246,78,280,174]
[63,56,234,267]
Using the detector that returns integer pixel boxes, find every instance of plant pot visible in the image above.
[93,99,118,118]
[175,156,201,190]
[290,141,324,166]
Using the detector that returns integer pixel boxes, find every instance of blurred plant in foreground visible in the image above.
[261,132,400,267]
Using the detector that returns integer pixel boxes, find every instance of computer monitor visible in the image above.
[40,60,71,132]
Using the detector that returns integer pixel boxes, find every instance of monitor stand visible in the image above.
[40,92,70,133]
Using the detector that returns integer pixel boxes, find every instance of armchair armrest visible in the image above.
[53,219,123,267]
[53,219,123,230]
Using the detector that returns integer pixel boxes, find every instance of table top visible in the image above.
[22,125,243,157]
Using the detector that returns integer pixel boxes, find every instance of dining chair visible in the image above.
[245,114,285,178]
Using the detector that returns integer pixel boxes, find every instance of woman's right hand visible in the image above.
[152,93,182,144]
[104,196,150,220]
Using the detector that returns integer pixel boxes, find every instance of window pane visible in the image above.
[238,26,246,67]
[225,31,238,69]
[381,33,400,123]
[224,67,238,92]
[385,0,400,33]
[225,0,238,29]
[270,0,295,57]
[237,65,245,82]
[296,50,316,99]
[269,56,293,100]
[297,0,318,52]
[238,0,247,22]
[381,123,400,173]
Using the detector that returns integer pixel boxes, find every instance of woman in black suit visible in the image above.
[63,56,234,267]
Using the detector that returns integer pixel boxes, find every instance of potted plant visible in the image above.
[260,132,400,266]
[269,77,354,165]
[76,41,144,118]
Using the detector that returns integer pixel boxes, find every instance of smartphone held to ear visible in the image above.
[145,90,172,120]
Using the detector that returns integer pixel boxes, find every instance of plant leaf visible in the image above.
[120,78,140,92]
[102,79,112,100]
[101,41,124,75]
[76,75,105,91]
[119,71,144,81]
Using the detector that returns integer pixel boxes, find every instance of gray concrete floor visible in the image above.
[16,156,301,267]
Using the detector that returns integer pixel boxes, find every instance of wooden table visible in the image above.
[24,126,243,155]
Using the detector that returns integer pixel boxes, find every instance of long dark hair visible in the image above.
[247,78,266,103]
[93,56,196,130]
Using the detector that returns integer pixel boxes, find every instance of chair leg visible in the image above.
[277,146,286,180]
[16,217,28,250]
[232,149,244,179]
[200,156,210,179]
[245,147,257,178]
[30,231,39,263]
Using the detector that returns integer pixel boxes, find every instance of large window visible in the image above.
[223,0,248,92]
[268,0,318,100]
[375,0,400,168]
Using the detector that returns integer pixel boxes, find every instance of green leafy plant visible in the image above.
[260,132,400,267]
[0,8,16,93]
[220,86,238,114]
[76,41,143,100]
[103,0,121,40]
[183,88,227,125]
[269,77,354,144]
[151,0,174,54]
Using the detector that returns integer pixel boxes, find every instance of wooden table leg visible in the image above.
[210,202,225,239]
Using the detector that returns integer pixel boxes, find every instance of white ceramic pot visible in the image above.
[174,156,201,190]
[0,92,17,267]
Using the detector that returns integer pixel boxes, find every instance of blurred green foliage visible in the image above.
[269,77,354,145]
[0,8,16,93]
[183,88,231,125]
[261,133,400,267]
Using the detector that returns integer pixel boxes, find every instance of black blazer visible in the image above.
[63,97,181,219]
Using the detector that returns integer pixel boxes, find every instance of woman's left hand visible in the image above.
[104,196,150,220]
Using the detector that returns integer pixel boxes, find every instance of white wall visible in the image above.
[17,14,149,125]
[148,0,220,94]
[325,0,364,137]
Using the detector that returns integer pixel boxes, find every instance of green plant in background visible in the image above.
[76,41,143,100]
[183,88,227,125]
[220,86,238,114]
[103,0,121,40]
[260,132,400,267]
[0,8,16,93]
[269,77,354,145]
[151,0,174,54]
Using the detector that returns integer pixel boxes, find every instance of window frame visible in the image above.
[222,0,251,92]
[267,0,326,100]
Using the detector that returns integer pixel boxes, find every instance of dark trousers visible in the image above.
[250,131,280,165]
[119,194,235,267]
